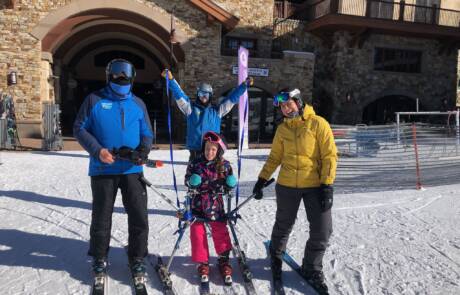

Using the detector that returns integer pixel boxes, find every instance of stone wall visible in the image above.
[315,31,458,124]
[0,0,315,138]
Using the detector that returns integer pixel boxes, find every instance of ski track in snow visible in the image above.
[0,150,459,294]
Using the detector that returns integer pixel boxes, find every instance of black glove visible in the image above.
[135,145,150,164]
[319,184,333,212]
[115,145,149,165]
[252,178,267,200]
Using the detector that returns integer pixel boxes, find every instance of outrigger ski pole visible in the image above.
[227,178,275,220]
[140,176,179,211]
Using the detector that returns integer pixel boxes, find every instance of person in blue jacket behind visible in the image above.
[73,59,154,282]
[162,69,253,161]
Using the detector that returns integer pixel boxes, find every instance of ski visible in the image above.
[262,240,286,295]
[148,254,177,295]
[231,247,257,295]
[90,264,109,295]
[273,279,286,295]
[124,247,148,295]
[199,274,211,295]
[91,273,108,295]
[130,271,148,295]
[264,240,325,295]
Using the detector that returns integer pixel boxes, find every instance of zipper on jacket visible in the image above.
[295,127,299,188]
[120,106,125,130]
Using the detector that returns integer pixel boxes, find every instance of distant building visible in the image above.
[0,0,459,143]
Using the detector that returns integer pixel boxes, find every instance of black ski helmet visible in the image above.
[202,131,227,159]
[105,59,136,85]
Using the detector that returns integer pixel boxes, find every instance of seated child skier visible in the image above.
[184,131,237,283]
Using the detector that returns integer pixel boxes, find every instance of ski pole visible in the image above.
[140,176,179,211]
[228,178,275,217]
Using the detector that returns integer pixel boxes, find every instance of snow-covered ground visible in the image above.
[0,149,459,295]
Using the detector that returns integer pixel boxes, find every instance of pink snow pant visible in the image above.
[190,221,232,263]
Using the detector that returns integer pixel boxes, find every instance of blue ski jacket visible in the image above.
[167,78,248,151]
[73,86,154,176]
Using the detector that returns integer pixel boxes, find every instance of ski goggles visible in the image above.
[108,60,135,80]
[273,92,290,107]
[197,90,211,99]
[203,131,227,152]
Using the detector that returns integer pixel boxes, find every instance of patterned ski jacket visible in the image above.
[167,78,248,151]
[185,157,233,221]
[259,105,338,188]
[73,86,153,176]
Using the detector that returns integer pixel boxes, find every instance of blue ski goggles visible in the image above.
[108,60,135,80]
[273,92,290,107]
[197,90,211,99]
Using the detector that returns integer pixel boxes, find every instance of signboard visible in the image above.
[232,66,269,77]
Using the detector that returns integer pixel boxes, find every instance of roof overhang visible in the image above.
[187,0,239,30]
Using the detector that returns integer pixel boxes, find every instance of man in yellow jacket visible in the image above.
[253,88,337,295]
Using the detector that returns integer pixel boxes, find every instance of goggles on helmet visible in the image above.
[273,92,290,107]
[273,88,301,107]
[197,90,211,99]
[203,131,227,152]
[107,60,135,81]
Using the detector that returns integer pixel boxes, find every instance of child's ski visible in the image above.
[199,274,211,295]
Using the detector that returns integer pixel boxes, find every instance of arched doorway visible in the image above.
[221,86,277,144]
[362,95,420,124]
[31,1,187,138]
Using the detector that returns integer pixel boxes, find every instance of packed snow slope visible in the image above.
[0,149,459,295]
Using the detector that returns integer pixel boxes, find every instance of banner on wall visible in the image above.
[238,46,249,149]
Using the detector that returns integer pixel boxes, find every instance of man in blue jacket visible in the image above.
[74,59,153,284]
[162,70,253,161]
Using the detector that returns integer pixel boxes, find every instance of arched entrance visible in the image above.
[31,1,187,137]
[221,86,277,144]
[362,95,420,124]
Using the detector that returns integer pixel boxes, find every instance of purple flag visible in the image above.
[238,46,249,149]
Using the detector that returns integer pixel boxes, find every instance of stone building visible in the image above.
[0,0,459,143]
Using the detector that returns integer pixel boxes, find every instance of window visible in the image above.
[374,48,422,73]
[221,36,257,57]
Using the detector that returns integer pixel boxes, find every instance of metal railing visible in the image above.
[332,122,460,193]
[282,0,460,28]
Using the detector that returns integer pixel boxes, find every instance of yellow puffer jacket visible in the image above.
[259,105,337,188]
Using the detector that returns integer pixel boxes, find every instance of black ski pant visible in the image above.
[270,184,333,271]
[88,173,148,260]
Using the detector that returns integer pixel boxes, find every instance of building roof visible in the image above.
[187,0,239,30]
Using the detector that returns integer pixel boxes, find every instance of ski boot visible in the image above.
[92,257,107,293]
[129,257,147,288]
[198,263,210,282]
[300,268,329,295]
[218,253,233,285]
